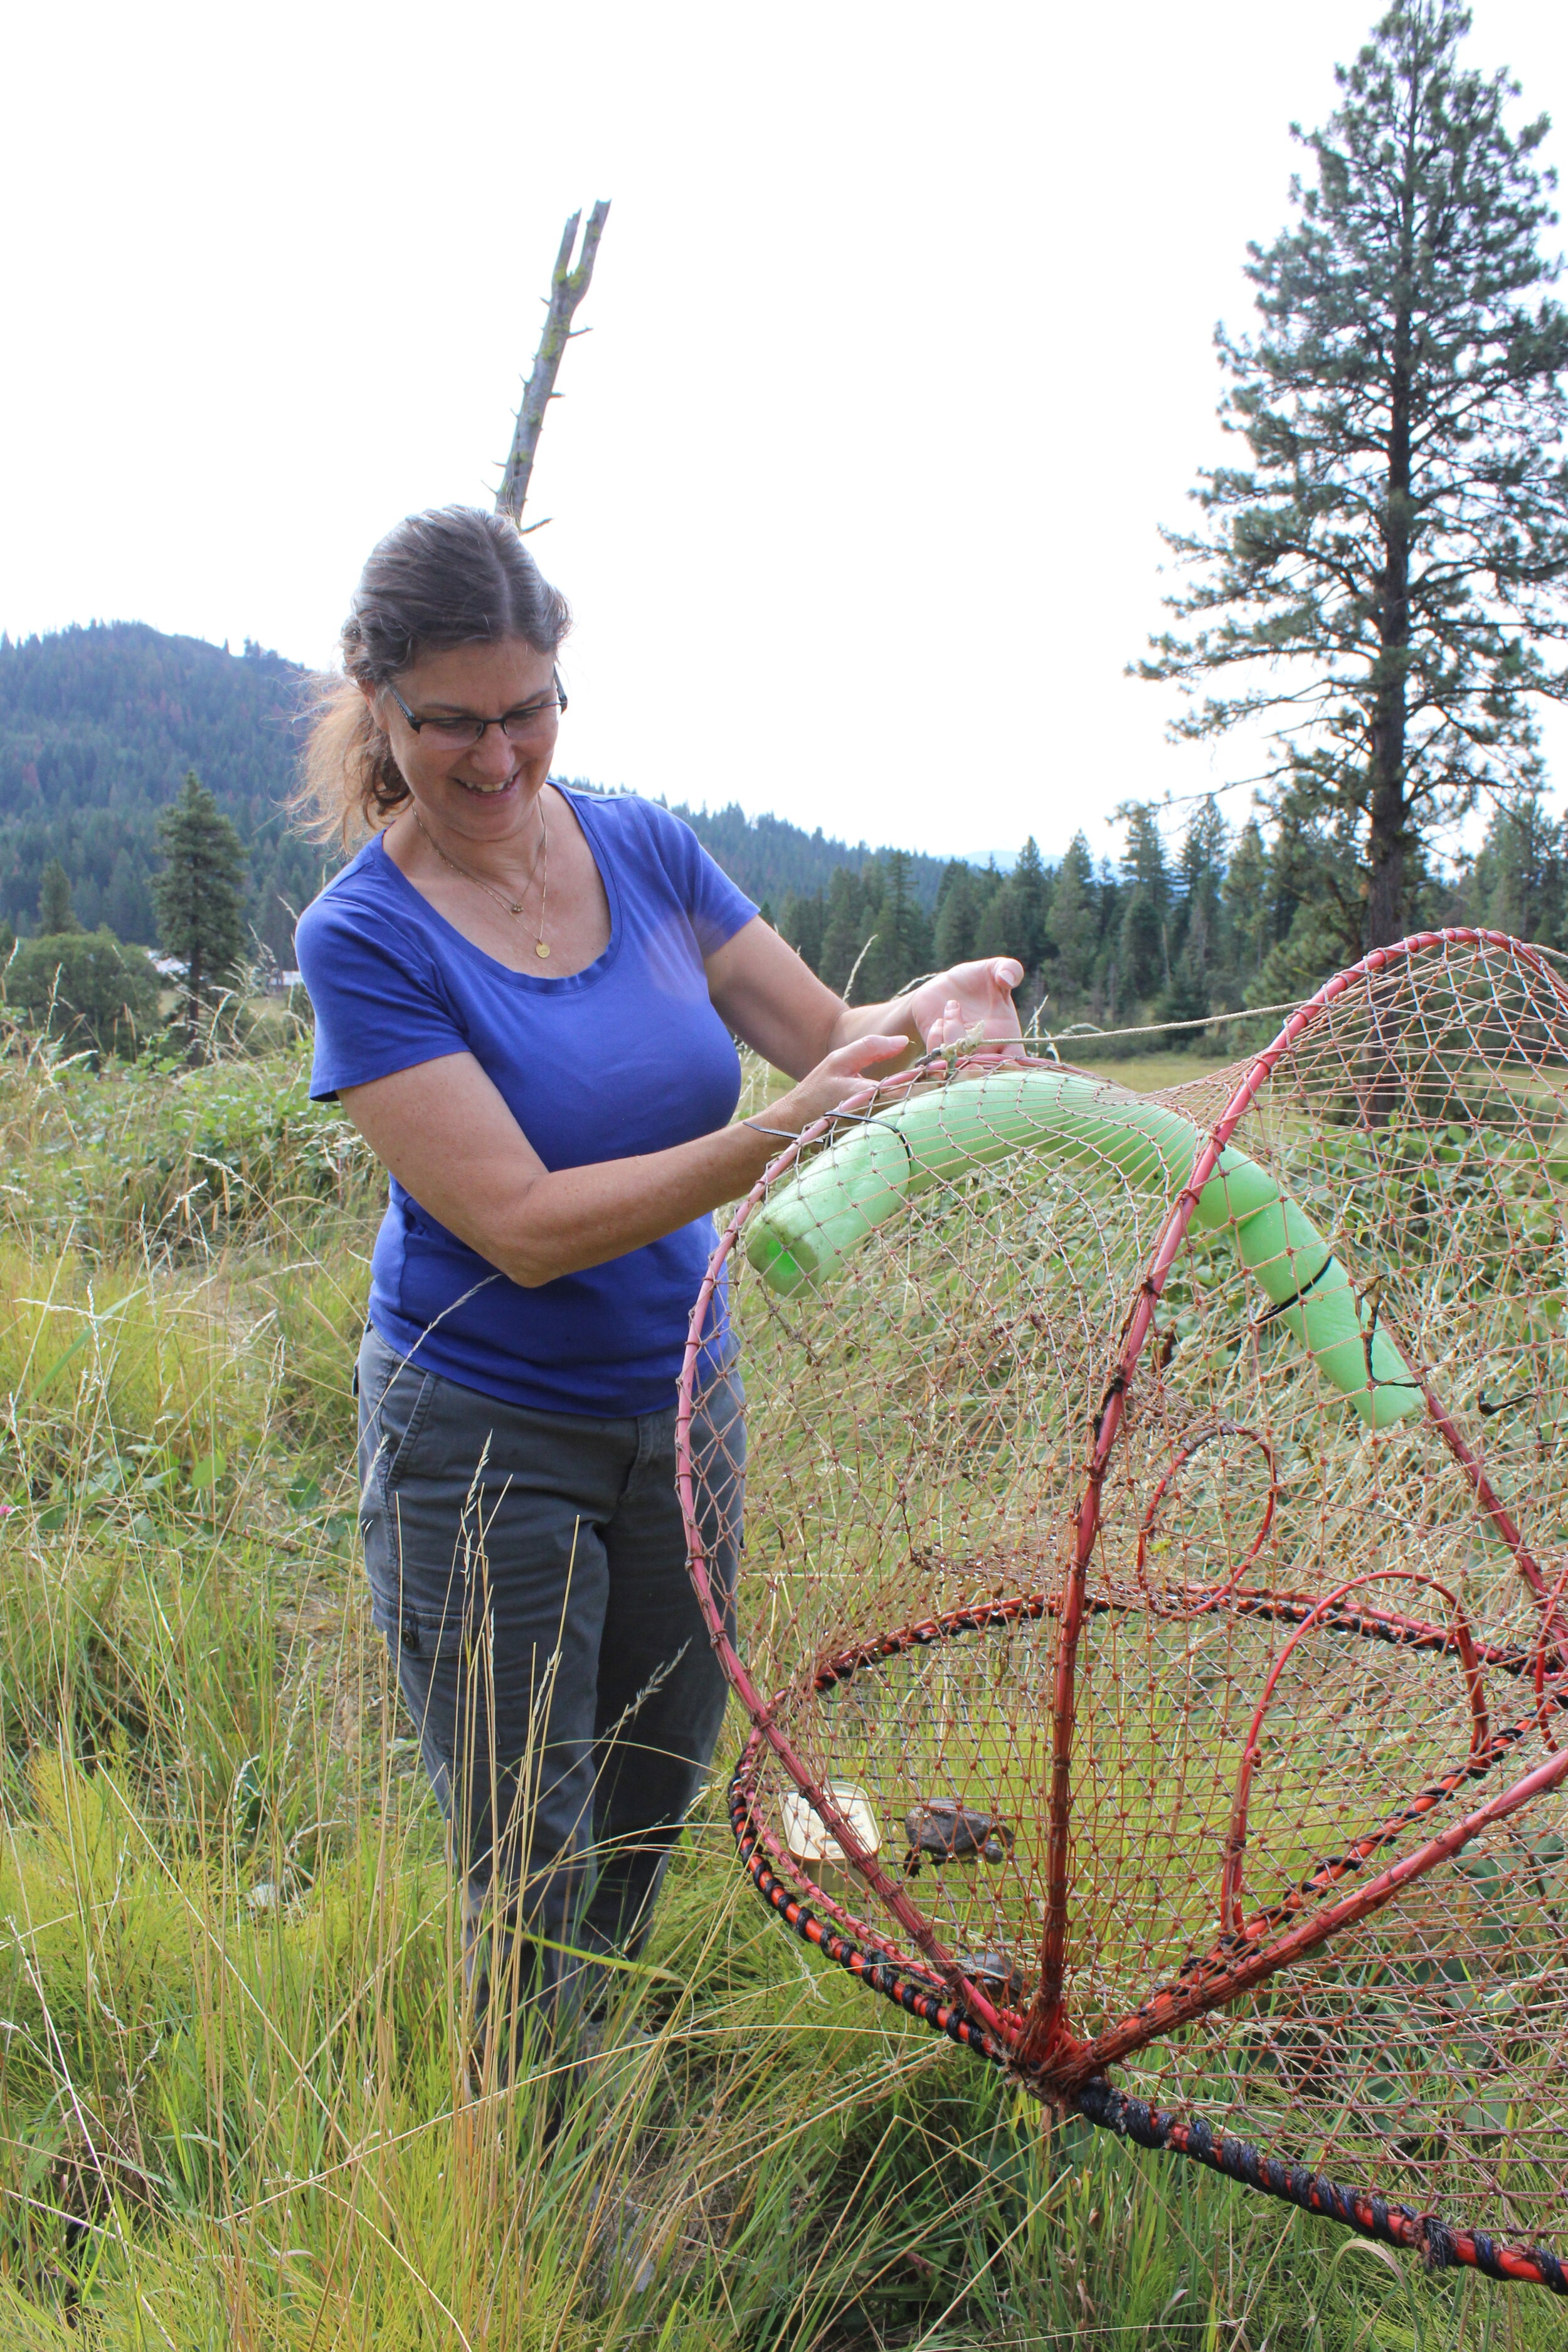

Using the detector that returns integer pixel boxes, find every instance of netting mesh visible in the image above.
[677,931,1568,2289]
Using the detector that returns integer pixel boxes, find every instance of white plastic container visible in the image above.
[780,1783,881,1908]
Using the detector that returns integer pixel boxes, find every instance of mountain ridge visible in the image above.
[0,621,965,946]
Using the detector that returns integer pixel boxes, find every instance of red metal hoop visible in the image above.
[678,929,1568,2290]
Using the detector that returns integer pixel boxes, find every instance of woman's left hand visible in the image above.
[904,958,1027,1057]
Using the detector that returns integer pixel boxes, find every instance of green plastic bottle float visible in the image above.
[743,1067,1420,1431]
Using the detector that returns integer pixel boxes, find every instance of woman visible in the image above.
[295,505,1024,2072]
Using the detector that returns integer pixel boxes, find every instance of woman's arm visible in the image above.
[704,914,1025,1078]
[338,1027,906,1290]
[337,918,1024,1291]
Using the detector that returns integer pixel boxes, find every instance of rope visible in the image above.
[1033,999,1305,1047]
[1076,2079,1568,2294]
[1034,931,1567,1048]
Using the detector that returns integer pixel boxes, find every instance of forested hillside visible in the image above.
[657,802,952,911]
[3,620,1561,1033]
[0,623,322,961]
[0,625,947,964]
[771,792,1568,1036]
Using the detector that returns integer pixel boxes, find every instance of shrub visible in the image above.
[3,930,159,1060]
[117,1056,377,1243]
[0,1044,379,1256]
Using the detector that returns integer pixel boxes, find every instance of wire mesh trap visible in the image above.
[677,929,1568,2295]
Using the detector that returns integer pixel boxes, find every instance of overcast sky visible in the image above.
[3,0,1565,864]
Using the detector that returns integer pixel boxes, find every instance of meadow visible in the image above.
[0,1022,1561,2349]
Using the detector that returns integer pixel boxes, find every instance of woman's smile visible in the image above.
[454,772,521,798]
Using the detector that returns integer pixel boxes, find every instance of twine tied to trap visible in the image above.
[677,928,1568,2295]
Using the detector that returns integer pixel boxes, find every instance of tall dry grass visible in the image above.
[0,1027,1555,2346]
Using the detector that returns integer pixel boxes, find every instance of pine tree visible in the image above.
[975,881,1020,966]
[1140,2,1568,948]
[972,861,1006,930]
[152,771,248,1036]
[818,867,873,997]
[973,842,1047,973]
[934,864,978,967]
[1177,801,1227,955]
[37,859,77,935]
[933,860,970,922]
[1046,835,1098,1004]
[1014,838,1049,970]
[1469,794,1565,946]
[778,888,826,972]
[1166,799,1230,1022]
[105,850,150,943]
[1118,805,1172,1004]
[1266,785,1367,985]
[859,852,935,1000]
[1221,818,1273,990]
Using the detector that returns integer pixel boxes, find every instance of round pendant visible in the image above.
[535,941,551,960]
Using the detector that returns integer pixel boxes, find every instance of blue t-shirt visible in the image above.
[295,789,757,1417]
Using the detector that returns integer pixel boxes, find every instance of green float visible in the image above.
[743,1069,1419,1430]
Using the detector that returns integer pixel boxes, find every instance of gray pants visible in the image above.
[356,1325,743,2065]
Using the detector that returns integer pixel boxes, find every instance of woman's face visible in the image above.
[369,637,561,842]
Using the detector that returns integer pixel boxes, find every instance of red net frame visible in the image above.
[677,931,1568,2293]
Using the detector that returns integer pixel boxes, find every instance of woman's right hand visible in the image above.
[763,1034,910,1135]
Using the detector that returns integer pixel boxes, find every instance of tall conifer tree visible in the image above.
[36,859,76,935]
[1046,835,1098,1002]
[1221,819,1274,988]
[1469,793,1566,944]
[778,888,826,973]
[819,867,872,997]
[1118,805,1172,1002]
[152,770,248,1037]
[933,864,979,967]
[859,851,934,1000]
[1168,798,1229,1018]
[1141,2,1568,948]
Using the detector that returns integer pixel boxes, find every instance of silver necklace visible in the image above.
[414,802,551,960]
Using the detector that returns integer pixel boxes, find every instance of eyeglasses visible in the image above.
[384,670,568,750]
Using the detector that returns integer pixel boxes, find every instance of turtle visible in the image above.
[954,1948,1028,2005]
[903,1798,1014,1875]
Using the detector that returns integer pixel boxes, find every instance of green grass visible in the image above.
[1071,1049,1244,1095]
[0,1033,1565,2346]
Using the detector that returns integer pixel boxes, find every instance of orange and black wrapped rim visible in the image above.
[728,1766,1568,2296]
